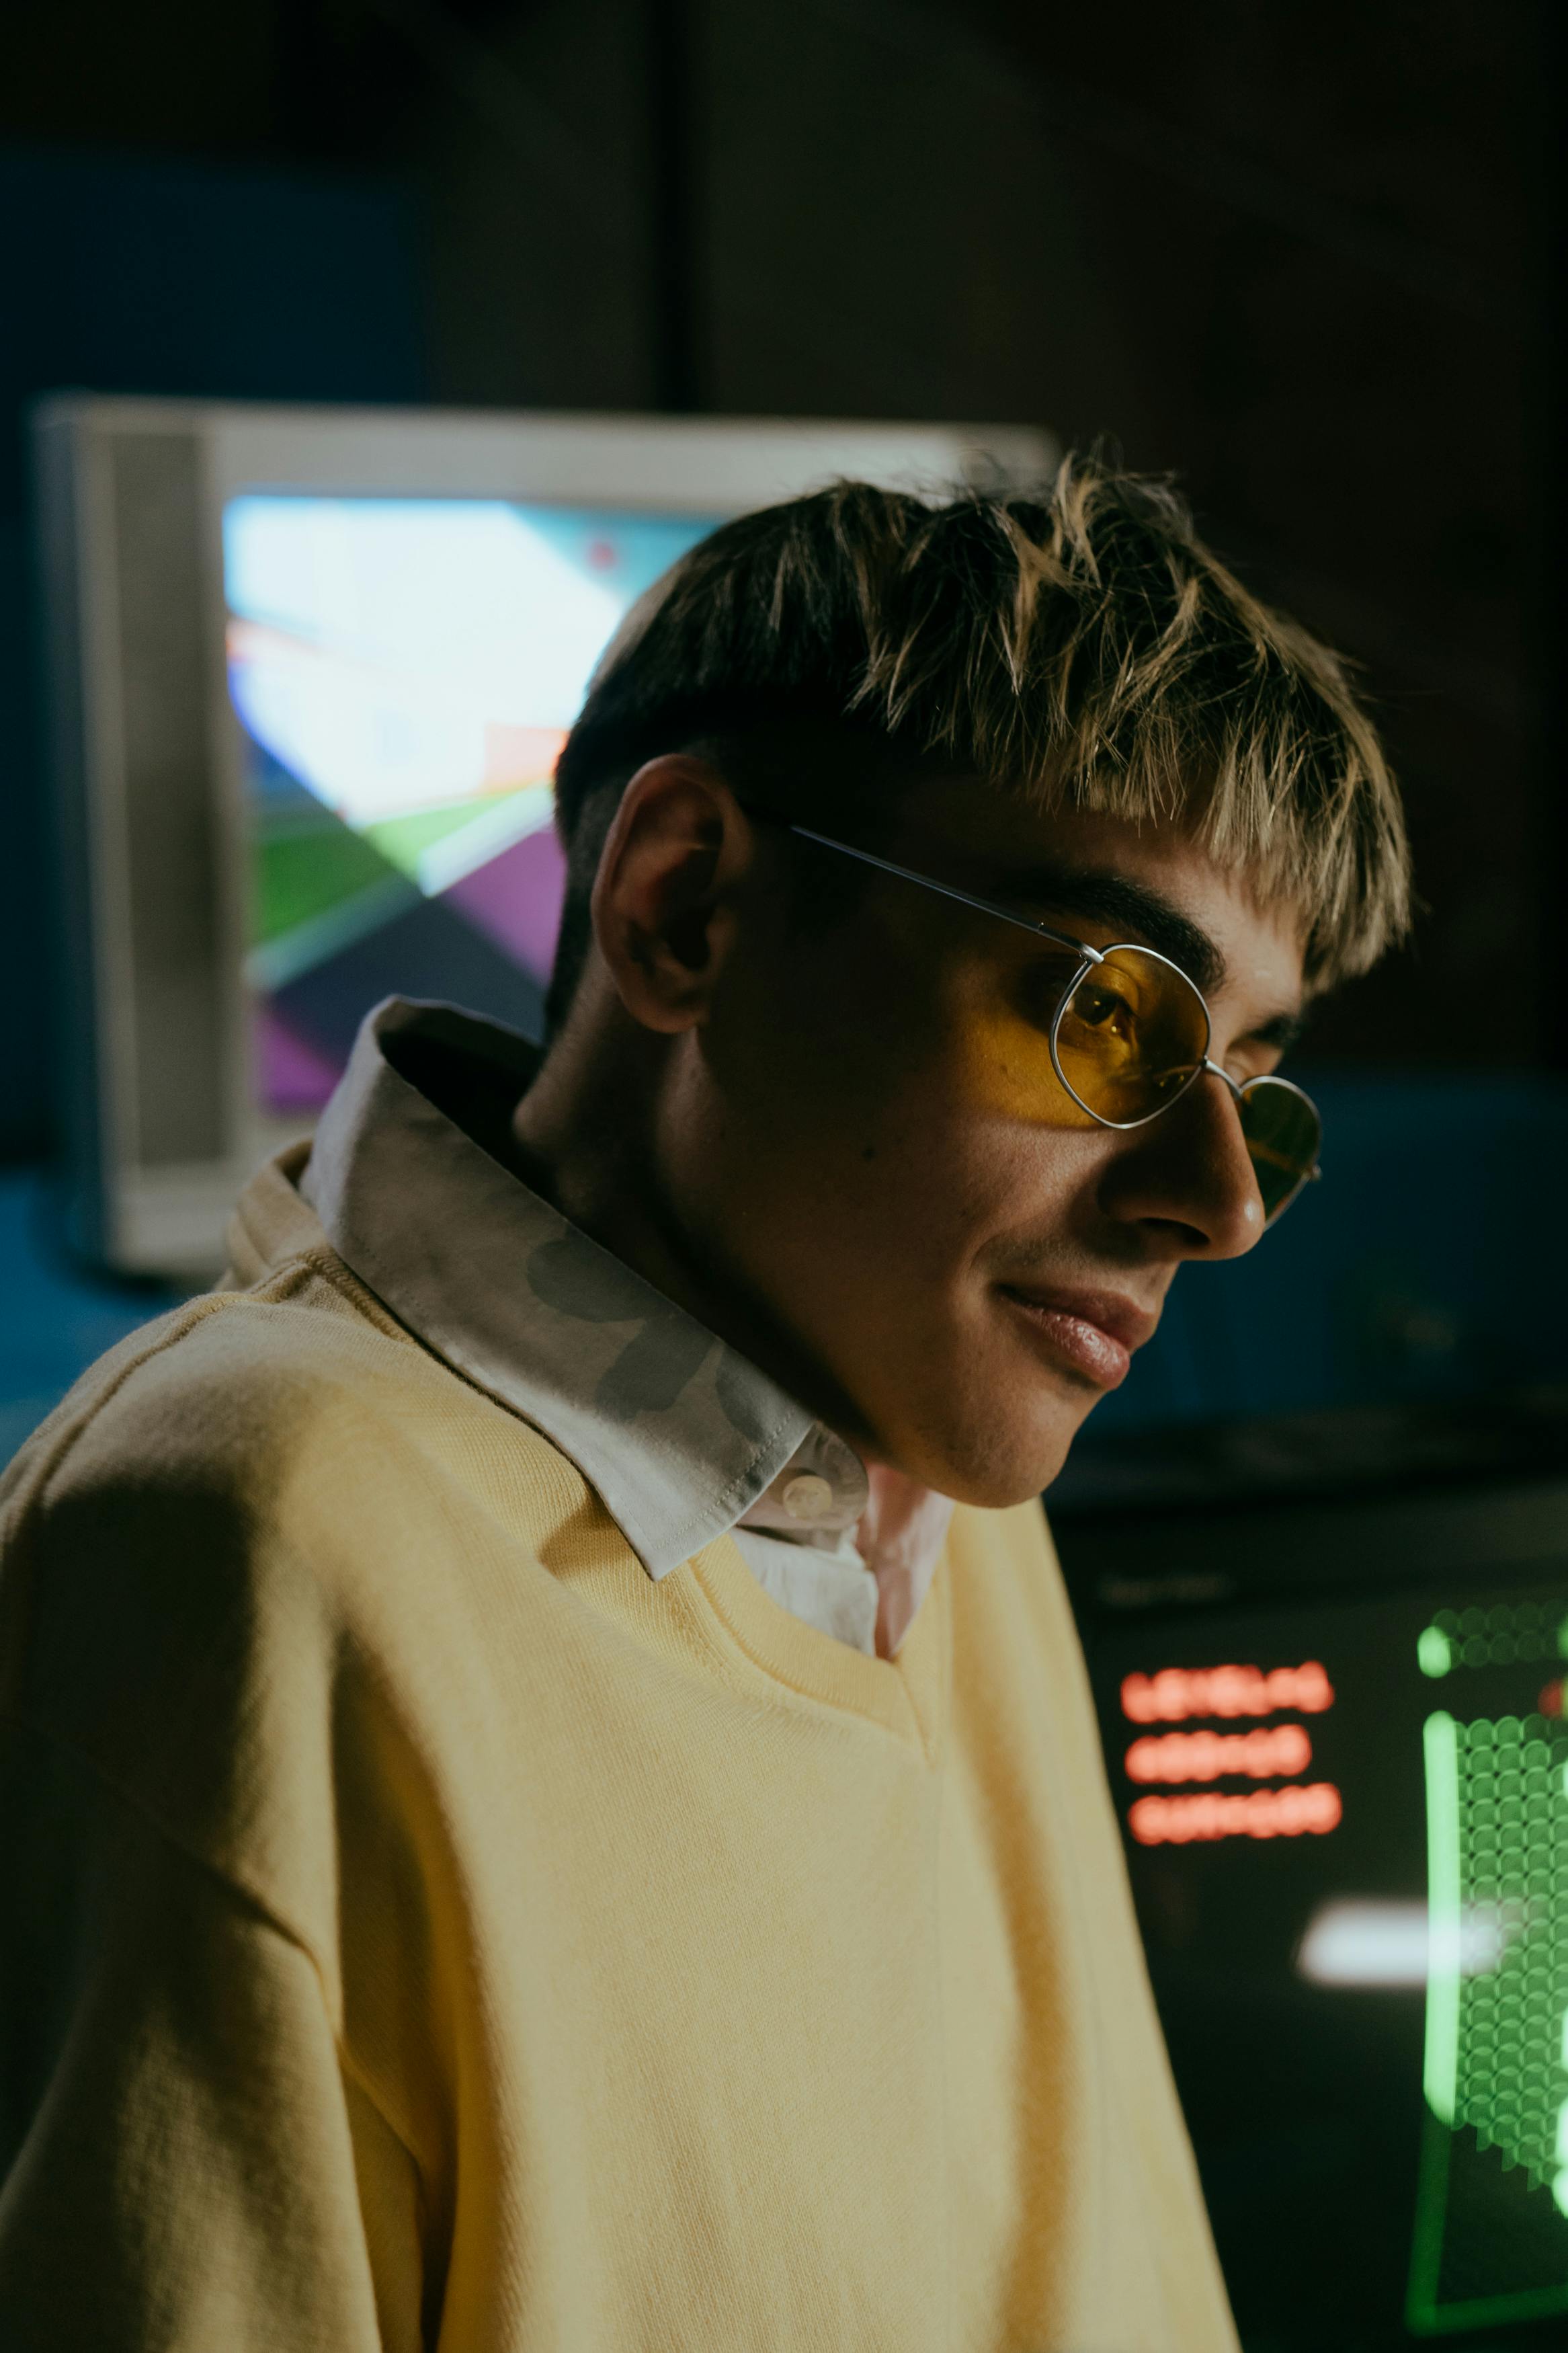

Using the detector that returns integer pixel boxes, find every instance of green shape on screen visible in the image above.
[254,811,399,946]
[1419,1626,1454,1679]
[1407,1696,1568,2335]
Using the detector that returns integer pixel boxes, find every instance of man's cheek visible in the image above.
[951,1002,1105,1132]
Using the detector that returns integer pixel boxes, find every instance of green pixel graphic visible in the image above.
[1417,1603,1568,1680]
[1408,1706,1568,2333]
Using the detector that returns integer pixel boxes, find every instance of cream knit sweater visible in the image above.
[0,1152,1236,2352]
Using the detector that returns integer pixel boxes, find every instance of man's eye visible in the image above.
[1073,984,1136,1034]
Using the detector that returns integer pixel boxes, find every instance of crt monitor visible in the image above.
[34,399,1054,1277]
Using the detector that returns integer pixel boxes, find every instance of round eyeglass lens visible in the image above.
[1053,945,1209,1126]
[1235,1078,1321,1223]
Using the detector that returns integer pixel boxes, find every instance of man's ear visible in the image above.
[589,758,757,1034]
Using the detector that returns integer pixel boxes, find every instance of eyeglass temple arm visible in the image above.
[785,825,1104,965]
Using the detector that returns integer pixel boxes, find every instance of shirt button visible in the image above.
[782,1473,834,1523]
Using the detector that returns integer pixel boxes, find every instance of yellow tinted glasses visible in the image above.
[789,825,1321,1226]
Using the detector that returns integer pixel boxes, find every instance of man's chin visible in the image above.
[904,1399,1094,1512]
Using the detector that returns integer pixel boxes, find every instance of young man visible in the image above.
[0,461,1408,2350]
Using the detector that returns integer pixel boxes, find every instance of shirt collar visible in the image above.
[300,998,868,1579]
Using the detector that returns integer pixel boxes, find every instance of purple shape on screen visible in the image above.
[257,1003,343,1113]
[443,824,567,980]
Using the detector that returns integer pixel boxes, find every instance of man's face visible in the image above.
[655,775,1309,1507]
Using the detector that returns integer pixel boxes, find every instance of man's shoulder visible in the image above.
[4,1252,539,1522]
[0,1253,591,1709]
[0,1254,600,1925]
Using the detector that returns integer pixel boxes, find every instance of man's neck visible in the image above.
[508,1008,949,1660]
[510,1016,873,1455]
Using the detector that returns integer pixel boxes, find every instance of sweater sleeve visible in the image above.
[0,1712,426,2353]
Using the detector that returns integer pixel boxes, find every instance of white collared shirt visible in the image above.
[300,1000,950,1656]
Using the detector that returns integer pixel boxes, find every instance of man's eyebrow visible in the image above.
[999,864,1229,995]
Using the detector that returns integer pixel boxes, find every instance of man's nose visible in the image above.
[1099,1066,1267,1260]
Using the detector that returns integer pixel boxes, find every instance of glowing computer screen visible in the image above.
[1079,1564,1568,2348]
[222,497,718,1111]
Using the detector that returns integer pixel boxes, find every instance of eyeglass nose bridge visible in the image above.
[1200,1060,1325,1230]
[1196,1059,1270,1197]
[1063,1054,1322,1221]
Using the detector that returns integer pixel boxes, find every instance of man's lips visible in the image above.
[995,1283,1159,1390]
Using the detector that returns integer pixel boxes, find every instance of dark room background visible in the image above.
[2,0,1553,1157]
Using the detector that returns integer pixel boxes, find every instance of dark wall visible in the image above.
[965,0,1549,1074]
[0,0,1554,1155]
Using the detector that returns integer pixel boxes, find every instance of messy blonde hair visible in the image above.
[549,454,1411,1029]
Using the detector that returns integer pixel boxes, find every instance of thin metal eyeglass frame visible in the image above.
[786,822,1322,1220]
